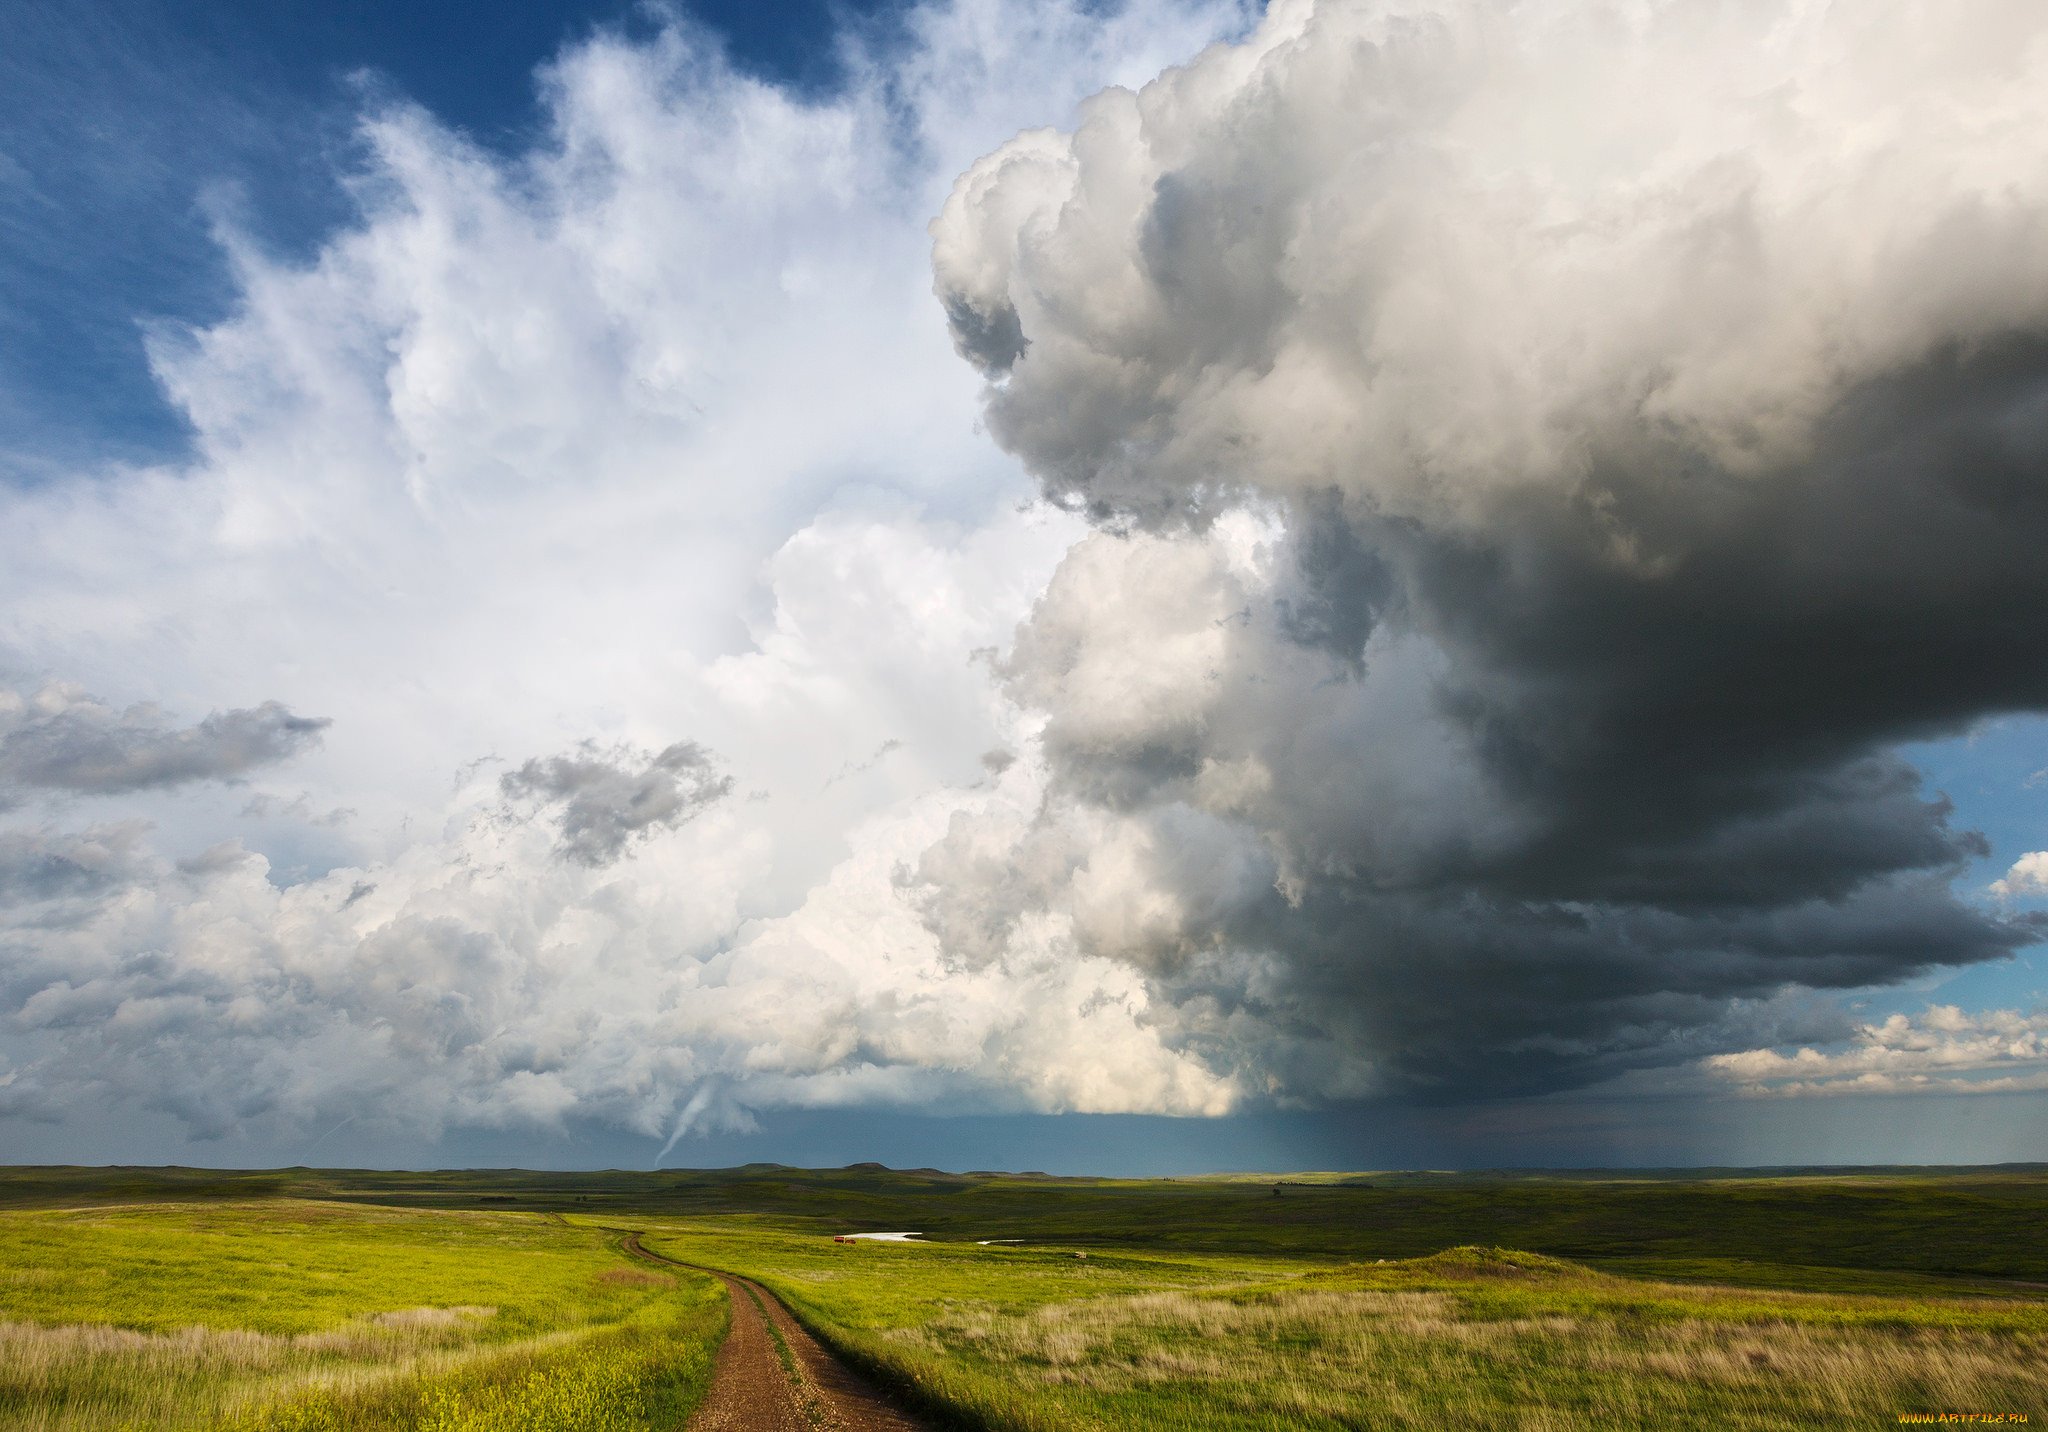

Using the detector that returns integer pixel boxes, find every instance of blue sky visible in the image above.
[1,0,906,472]
[2,0,2046,1175]
[1896,719,2048,1014]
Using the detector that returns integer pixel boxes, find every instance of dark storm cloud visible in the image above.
[941,293,1028,374]
[1166,869,2031,1101]
[925,0,2048,1100]
[0,684,328,806]
[501,740,732,867]
[1402,340,2048,894]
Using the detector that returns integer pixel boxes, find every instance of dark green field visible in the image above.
[3,1162,2044,1429]
[9,1160,2045,1289]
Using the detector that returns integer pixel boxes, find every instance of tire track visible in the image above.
[620,1232,933,1431]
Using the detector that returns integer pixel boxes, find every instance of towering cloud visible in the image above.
[928,0,2048,1099]
[0,0,1254,1154]
[4,0,2044,1161]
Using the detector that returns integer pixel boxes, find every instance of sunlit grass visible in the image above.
[247,1286,722,1432]
[8,1166,2047,1431]
[0,1202,654,1336]
[0,1202,723,1431]
[886,1275,2048,1430]
[635,1226,2048,1431]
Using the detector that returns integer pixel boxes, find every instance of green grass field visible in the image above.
[630,1215,2048,1430]
[1,1162,2044,1429]
[0,1198,723,1431]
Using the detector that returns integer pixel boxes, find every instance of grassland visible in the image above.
[0,1200,723,1431]
[632,1218,2048,1430]
[2,1162,2044,1430]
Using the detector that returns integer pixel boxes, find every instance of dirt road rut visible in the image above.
[621,1233,932,1432]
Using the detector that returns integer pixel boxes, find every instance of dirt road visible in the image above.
[621,1233,933,1432]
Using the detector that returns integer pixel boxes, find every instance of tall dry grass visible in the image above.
[0,1291,723,1432]
[0,1309,540,1431]
[875,1284,2048,1430]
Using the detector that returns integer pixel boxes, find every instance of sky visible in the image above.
[2,0,2046,1175]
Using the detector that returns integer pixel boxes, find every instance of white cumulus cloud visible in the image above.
[1991,852,2048,899]
[1706,1006,2048,1096]
[0,0,1253,1153]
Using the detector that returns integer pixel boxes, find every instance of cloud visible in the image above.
[922,0,2048,1100]
[0,749,1232,1147]
[502,740,732,867]
[0,0,1260,1153]
[0,822,154,906]
[937,0,2048,524]
[8,0,2044,1157]
[1706,1006,2048,1096]
[1991,852,2048,899]
[0,683,326,807]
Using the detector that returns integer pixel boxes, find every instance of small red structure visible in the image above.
[832,1235,855,1244]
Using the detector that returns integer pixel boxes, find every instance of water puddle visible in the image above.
[833,1231,924,1242]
